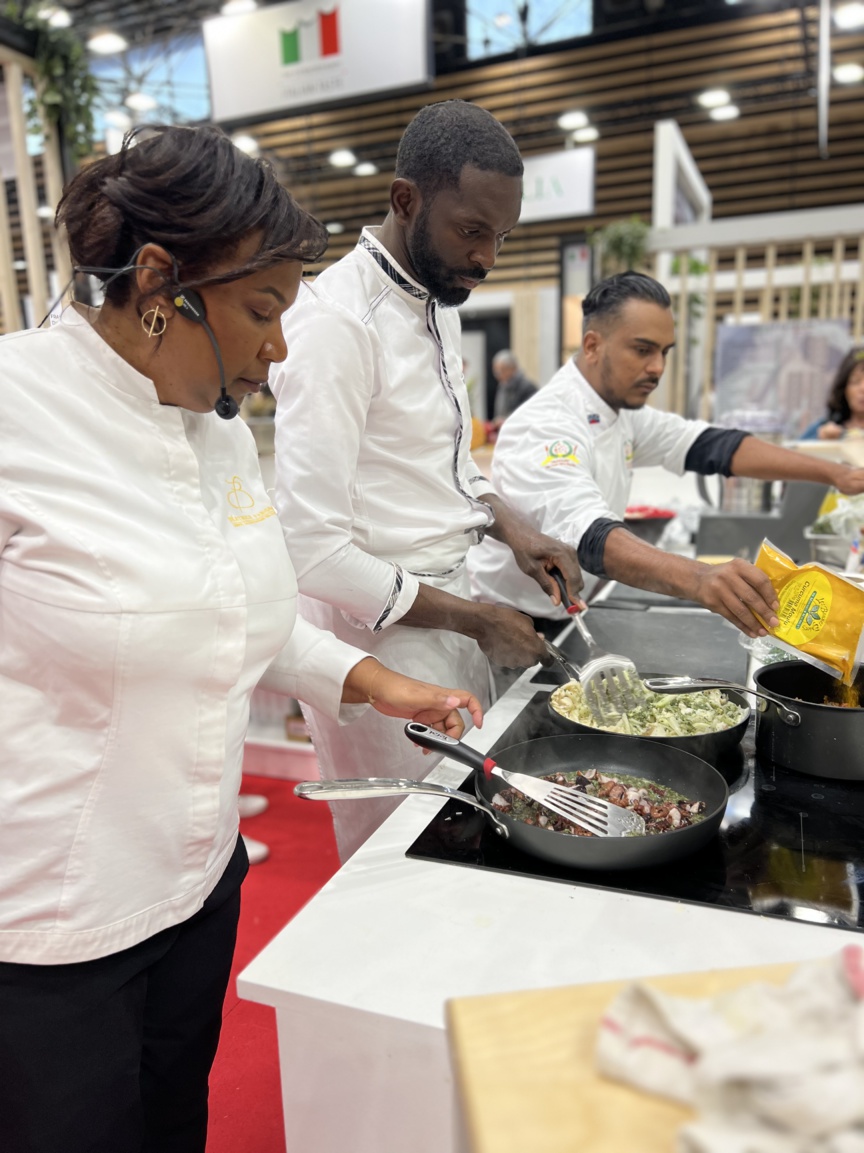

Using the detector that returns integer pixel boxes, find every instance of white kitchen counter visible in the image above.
[238,624,861,1153]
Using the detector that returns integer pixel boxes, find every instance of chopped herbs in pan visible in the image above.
[550,680,746,737]
[491,768,706,837]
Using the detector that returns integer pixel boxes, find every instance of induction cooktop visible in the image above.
[406,689,864,934]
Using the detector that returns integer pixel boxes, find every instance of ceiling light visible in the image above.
[572,126,599,143]
[88,31,128,54]
[710,104,740,121]
[697,88,730,108]
[37,5,71,26]
[353,161,378,176]
[329,148,357,168]
[125,91,157,112]
[325,222,345,234]
[836,3,864,29]
[103,109,132,129]
[232,133,260,155]
[12,260,26,271]
[833,61,864,84]
[494,12,512,26]
[557,110,589,131]
[36,204,54,220]
[220,0,258,13]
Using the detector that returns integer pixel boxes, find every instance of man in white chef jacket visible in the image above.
[270,100,583,862]
[469,270,864,637]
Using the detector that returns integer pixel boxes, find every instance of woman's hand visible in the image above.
[342,658,483,743]
[818,421,844,441]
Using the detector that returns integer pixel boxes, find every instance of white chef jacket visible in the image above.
[469,359,708,618]
[0,309,365,965]
[270,228,495,861]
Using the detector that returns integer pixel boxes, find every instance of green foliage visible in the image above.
[3,2,99,162]
[670,254,709,323]
[590,215,650,278]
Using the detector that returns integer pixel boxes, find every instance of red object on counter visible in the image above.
[624,506,677,520]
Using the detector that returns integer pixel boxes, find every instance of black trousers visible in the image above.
[0,838,248,1153]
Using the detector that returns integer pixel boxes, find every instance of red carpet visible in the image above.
[207,774,340,1153]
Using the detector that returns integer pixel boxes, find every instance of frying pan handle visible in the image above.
[644,676,801,727]
[404,722,497,778]
[294,777,509,838]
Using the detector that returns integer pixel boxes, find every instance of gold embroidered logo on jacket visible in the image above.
[225,476,277,527]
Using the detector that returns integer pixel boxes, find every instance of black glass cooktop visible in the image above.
[406,689,864,933]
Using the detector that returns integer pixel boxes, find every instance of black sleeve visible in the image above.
[684,428,751,477]
[577,517,628,578]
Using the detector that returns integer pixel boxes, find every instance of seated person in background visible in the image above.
[469,271,864,638]
[800,347,864,440]
[489,349,537,433]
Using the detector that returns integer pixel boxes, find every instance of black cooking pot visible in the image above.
[406,725,729,870]
[546,673,750,767]
[754,661,864,780]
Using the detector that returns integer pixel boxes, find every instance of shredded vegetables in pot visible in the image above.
[550,680,746,738]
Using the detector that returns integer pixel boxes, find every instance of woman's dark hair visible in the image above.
[395,100,523,200]
[56,124,329,306]
[582,271,671,334]
[825,346,864,423]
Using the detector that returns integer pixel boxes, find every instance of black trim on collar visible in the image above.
[358,234,427,301]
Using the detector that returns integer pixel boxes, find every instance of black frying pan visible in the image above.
[404,725,729,870]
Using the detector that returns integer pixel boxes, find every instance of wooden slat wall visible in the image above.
[240,6,864,286]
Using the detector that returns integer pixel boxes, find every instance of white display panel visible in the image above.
[204,0,431,122]
[519,147,595,223]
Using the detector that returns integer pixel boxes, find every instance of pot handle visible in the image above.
[404,722,497,776]
[643,676,801,727]
[294,777,510,839]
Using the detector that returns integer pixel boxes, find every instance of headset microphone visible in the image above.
[173,288,238,420]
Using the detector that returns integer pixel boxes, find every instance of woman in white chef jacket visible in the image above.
[0,125,482,1153]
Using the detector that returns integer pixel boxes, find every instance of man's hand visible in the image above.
[689,558,780,638]
[482,494,584,608]
[468,604,550,668]
[832,466,864,496]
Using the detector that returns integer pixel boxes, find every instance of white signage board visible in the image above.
[204,0,431,122]
[520,147,595,223]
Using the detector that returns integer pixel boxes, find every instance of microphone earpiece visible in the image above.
[172,288,237,421]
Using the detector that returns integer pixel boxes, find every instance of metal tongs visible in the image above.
[547,569,648,725]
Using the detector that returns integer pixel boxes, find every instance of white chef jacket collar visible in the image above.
[570,359,620,432]
[358,227,429,306]
[58,303,171,410]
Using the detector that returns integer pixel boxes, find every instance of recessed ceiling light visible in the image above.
[125,91,157,112]
[353,162,378,176]
[325,222,345,234]
[710,104,740,121]
[572,126,599,143]
[697,88,730,109]
[494,12,512,26]
[88,31,128,54]
[329,149,357,168]
[36,204,54,220]
[836,3,864,29]
[12,260,27,271]
[231,134,260,155]
[37,5,71,26]
[833,61,864,84]
[220,0,257,13]
[557,110,589,131]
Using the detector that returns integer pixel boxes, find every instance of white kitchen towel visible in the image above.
[595,946,864,1150]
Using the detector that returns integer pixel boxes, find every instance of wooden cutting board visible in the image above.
[446,962,797,1153]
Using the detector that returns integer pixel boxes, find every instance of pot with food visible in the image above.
[547,676,750,767]
[753,661,864,779]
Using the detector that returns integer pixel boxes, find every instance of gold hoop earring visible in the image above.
[141,306,167,338]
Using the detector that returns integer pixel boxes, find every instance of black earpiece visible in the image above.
[173,288,238,420]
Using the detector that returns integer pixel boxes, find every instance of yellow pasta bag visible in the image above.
[754,539,864,684]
